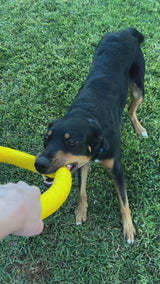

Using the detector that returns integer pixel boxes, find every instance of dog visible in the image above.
[35,28,148,244]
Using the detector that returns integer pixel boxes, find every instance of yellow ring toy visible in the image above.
[0,146,72,220]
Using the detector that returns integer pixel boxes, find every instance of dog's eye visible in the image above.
[65,138,77,146]
[44,135,49,148]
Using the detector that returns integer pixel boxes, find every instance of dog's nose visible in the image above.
[35,156,50,174]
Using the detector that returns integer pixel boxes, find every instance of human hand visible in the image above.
[0,181,44,240]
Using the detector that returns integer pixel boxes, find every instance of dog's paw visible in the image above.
[141,130,148,138]
[75,204,87,225]
[132,119,148,138]
[123,222,136,244]
[76,221,83,226]
[127,239,134,244]
[136,124,148,138]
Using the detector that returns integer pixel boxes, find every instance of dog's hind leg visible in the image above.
[128,82,148,137]
[128,49,148,137]
[75,163,89,225]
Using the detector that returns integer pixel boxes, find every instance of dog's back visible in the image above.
[90,27,144,77]
[66,28,145,126]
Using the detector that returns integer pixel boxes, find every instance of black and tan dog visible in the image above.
[35,28,148,244]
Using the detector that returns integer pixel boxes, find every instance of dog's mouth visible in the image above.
[43,176,54,188]
[43,163,78,188]
[66,162,78,174]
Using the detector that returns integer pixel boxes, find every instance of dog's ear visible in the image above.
[87,119,105,158]
[48,118,61,131]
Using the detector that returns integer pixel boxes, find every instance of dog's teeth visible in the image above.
[67,165,72,171]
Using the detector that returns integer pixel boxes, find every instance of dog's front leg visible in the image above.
[111,161,136,244]
[75,163,89,225]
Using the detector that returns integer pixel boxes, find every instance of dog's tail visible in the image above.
[127,27,144,44]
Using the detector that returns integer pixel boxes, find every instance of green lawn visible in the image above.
[0,0,160,283]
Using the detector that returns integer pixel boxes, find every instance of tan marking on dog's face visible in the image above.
[64,132,70,140]
[100,158,114,169]
[88,146,92,153]
[48,130,52,136]
[53,151,90,168]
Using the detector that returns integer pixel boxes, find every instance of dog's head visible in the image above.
[34,117,104,176]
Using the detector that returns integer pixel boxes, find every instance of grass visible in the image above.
[0,0,160,283]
